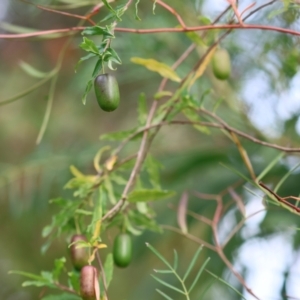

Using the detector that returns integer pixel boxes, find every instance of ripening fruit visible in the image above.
[80,265,99,300]
[70,235,89,271]
[94,74,120,112]
[212,48,231,80]
[113,233,132,268]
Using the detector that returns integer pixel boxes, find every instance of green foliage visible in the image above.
[4,1,300,300]
[147,244,211,300]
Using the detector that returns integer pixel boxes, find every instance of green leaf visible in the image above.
[68,271,80,293]
[151,275,185,295]
[22,280,55,288]
[103,253,114,288]
[102,0,116,13]
[182,107,210,134]
[145,155,163,189]
[135,0,141,20]
[80,37,99,55]
[19,61,51,78]
[154,270,173,274]
[92,58,103,77]
[188,257,210,293]
[104,176,117,204]
[42,293,81,300]
[154,91,173,100]
[82,26,114,37]
[206,270,247,300]
[183,246,203,281]
[153,0,157,14]
[75,53,97,71]
[9,270,47,282]
[156,289,174,300]
[52,257,66,281]
[256,152,285,182]
[131,57,181,82]
[129,210,162,233]
[106,47,122,64]
[128,189,175,203]
[185,32,206,46]
[146,243,173,269]
[88,186,106,235]
[173,250,178,271]
[82,78,93,105]
[138,93,147,125]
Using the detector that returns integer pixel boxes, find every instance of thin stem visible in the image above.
[2,23,300,39]
[161,224,216,251]
[155,0,187,29]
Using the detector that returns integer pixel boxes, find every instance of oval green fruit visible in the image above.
[70,234,89,271]
[94,74,120,112]
[212,48,231,80]
[113,233,132,268]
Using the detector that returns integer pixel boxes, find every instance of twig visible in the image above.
[155,0,187,29]
[96,251,109,300]
[54,282,78,295]
[161,224,216,251]
[3,23,300,39]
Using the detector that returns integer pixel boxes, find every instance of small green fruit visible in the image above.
[212,48,231,80]
[70,235,89,271]
[113,233,132,268]
[94,74,120,112]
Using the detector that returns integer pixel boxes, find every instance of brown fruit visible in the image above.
[70,235,89,271]
[80,265,100,300]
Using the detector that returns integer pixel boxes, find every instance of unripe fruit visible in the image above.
[80,265,99,300]
[113,233,132,268]
[70,235,89,271]
[94,74,120,112]
[212,48,231,80]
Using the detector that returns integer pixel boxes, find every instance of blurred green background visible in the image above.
[2,1,300,299]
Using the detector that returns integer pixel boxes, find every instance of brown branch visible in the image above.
[55,282,78,295]
[21,0,96,25]
[227,0,245,26]
[161,224,217,251]
[2,23,300,39]
[155,0,187,29]
[211,196,260,299]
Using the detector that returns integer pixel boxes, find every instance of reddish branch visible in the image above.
[2,23,300,39]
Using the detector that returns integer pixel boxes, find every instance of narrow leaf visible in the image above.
[206,270,247,300]
[188,257,210,293]
[146,243,173,269]
[82,26,114,37]
[19,61,50,78]
[173,249,178,271]
[151,275,185,295]
[82,78,93,104]
[138,93,147,125]
[154,269,174,274]
[156,289,174,300]
[131,57,181,82]
[183,246,203,281]
[256,152,285,182]
[128,189,175,203]
[80,37,99,55]
[177,192,188,234]
[42,293,81,300]
[188,45,217,88]
[135,0,141,20]
[103,253,114,288]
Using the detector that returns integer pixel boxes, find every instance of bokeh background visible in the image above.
[1,0,300,299]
